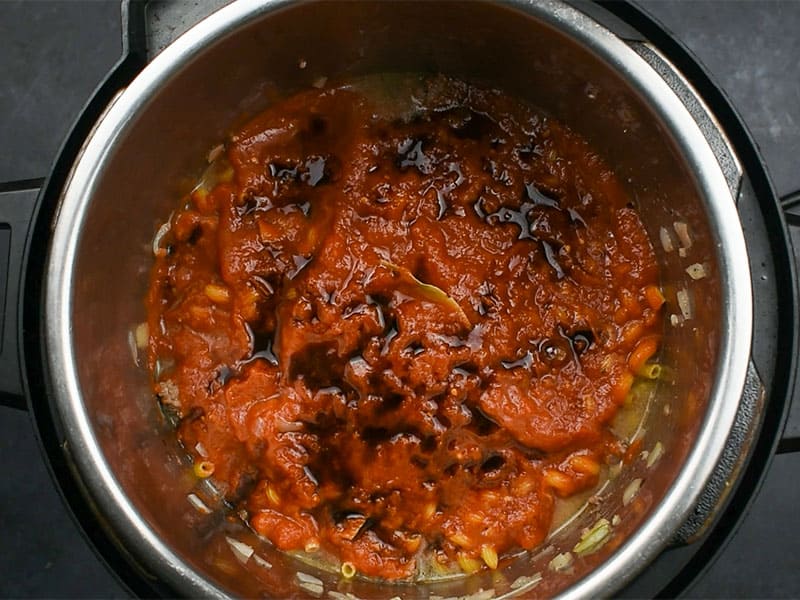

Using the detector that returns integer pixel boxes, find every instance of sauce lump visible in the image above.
[146,75,662,581]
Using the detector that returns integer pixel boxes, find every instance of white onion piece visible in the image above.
[226,537,254,564]
[548,552,574,572]
[127,331,139,367]
[673,221,692,249]
[647,442,664,467]
[659,226,674,253]
[296,572,323,586]
[685,263,707,280]
[676,288,692,320]
[623,478,643,506]
[195,442,209,458]
[152,219,172,257]
[187,493,211,514]
[207,144,224,163]
[510,573,543,591]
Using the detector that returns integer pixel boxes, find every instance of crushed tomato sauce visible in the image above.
[145,76,661,581]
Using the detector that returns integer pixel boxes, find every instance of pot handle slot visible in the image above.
[0,0,148,411]
[777,189,800,454]
[0,184,40,409]
[670,359,767,545]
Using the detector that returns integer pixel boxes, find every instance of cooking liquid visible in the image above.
[145,74,662,581]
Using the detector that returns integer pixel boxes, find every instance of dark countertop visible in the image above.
[1,1,799,597]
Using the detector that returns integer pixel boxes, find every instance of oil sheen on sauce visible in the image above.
[145,75,663,581]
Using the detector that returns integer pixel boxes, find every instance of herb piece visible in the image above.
[380,260,471,329]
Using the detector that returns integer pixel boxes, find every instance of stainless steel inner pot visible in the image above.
[43,1,752,597]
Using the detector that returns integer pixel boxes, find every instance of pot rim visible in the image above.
[43,0,753,597]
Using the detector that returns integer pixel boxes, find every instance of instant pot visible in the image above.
[0,1,797,597]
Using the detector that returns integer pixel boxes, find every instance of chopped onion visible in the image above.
[647,442,664,467]
[548,552,574,572]
[659,226,674,252]
[685,263,707,280]
[127,330,139,367]
[226,537,254,564]
[328,590,368,600]
[195,442,209,458]
[200,478,226,500]
[611,514,621,526]
[329,593,368,600]
[187,493,211,514]
[152,219,172,257]
[296,572,323,586]
[676,288,692,320]
[207,144,224,164]
[510,572,543,591]
[252,554,272,570]
[540,544,556,556]
[673,221,692,249]
[470,590,496,600]
[623,478,642,506]
[573,518,612,556]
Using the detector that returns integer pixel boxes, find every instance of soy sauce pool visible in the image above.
[145,74,663,582]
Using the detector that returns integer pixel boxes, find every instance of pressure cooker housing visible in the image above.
[40,1,756,597]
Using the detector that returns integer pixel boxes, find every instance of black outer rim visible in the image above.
[16,1,799,598]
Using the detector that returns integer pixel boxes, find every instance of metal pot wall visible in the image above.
[12,0,785,597]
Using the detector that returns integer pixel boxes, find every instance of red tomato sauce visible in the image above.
[145,76,661,581]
